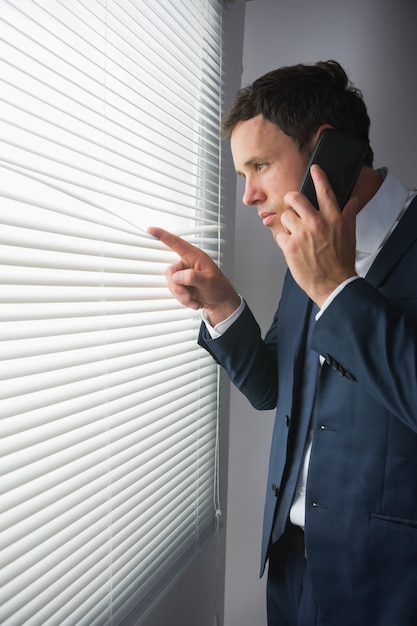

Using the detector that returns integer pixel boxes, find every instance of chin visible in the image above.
[268,225,281,240]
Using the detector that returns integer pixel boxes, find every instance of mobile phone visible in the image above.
[298,129,368,210]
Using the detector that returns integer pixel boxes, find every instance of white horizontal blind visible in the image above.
[0,1,223,624]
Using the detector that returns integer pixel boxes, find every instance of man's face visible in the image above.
[231,115,311,240]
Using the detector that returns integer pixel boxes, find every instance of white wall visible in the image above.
[224,1,417,625]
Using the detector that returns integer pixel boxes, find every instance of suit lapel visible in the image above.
[365,195,417,287]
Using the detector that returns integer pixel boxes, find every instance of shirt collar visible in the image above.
[355,168,412,256]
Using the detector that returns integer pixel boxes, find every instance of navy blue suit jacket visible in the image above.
[199,196,417,625]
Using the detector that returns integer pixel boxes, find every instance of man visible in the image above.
[148,60,417,625]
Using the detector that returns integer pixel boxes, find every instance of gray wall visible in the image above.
[141,1,246,624]
[224,1,417,625]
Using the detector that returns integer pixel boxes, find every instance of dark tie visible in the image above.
[271,302,319,544]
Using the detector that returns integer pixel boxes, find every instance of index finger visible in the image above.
[310,164,341,212]
[147,226,196,257]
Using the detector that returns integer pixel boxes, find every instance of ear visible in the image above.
[307,123,334,153]
[314,123,334,142]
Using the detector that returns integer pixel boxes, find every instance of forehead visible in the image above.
[230,115,296,169]
[231,115,280,147]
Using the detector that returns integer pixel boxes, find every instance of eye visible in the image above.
[256,162,267,171]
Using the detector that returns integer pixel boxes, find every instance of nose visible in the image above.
[242,178,265,206]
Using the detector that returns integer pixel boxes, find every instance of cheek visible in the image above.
[271,162,306,196]
[267,175,296,208]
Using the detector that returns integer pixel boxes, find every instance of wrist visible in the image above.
[204,293,242,327]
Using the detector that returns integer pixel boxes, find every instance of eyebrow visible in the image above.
[235,156,266,177]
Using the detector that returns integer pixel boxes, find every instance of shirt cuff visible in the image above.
[316,276,359,319]
[201,295,244,338]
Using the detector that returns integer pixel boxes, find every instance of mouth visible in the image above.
[259,212,276,227]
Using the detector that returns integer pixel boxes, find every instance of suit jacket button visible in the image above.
[272,483,279,497]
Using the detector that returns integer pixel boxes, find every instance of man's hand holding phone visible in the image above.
[274,129,367,306]
[277,164,359,308]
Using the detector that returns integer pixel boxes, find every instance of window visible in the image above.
[0,1,224,624]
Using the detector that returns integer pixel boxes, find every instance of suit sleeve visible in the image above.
[313,277,417,432]
[198,301,278,410]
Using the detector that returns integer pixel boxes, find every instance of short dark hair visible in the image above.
[222,60,373,166]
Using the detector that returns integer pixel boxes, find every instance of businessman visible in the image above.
[148,60,417,625]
